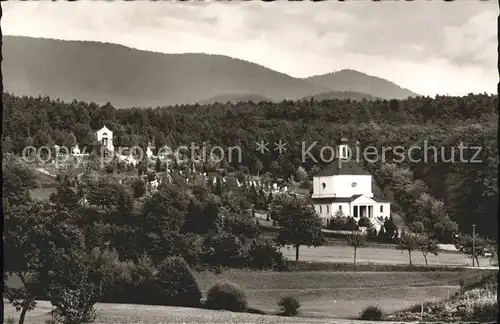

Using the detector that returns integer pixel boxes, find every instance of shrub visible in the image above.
[299,180,310,189]
[88,248,134,303]
[48,249,103,324]
[224,213,260,241]
[213,264,223,274]
[49,281,100,324]
[455,287,498,321]
[278,296,301,316]
[327,216,358,231]
[5,317,15,324]
[126,254,158,305]
[105,164,114,174]
[174,233,203,267]
[131,178,147,198]
[245,238,288,270]
[410,221,425,233]
[358,216,372,228]
[154,256,202,307]
[202,232,243,267]
[45,311,63,324]
[366,227,378,241]
[206,280,248,312]
[459,278,465,291]
[472,294,497,321]
[359,305,384,320]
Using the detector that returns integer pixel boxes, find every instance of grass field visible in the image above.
[280,245,492,267]
[30,187,58,201]
[3,300,409,324]
[194,269,486,318]
[5,269,487,323]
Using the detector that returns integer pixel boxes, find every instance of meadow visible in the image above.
[5,269,491,323]
[2,300,406,324]
[280,245,492,267]
[194,269,487,318]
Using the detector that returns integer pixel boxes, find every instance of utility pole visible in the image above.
[472,224,476,267]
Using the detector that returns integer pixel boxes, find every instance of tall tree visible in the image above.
[4,201,85,324]
[2,158,37,206]
[270,194,324,261]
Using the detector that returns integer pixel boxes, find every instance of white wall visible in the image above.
[374,202,391,219]
[315,203,333,218]
[332,202,351,217]
[314,202,351,219]
[312,176,336,198]
[351,196,391,220]
[332,175,372,198]
[312,175,372,198]
[96,128,114,151]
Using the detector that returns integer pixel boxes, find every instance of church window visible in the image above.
[339,205,342,211]
[326,205,330,213]
[319,205,322,213]
[322,182,326,189]
[380,205,383,212]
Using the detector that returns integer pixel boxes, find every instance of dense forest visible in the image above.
[2,93,498,239]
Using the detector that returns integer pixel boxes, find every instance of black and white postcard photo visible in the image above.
[1,1,498,323]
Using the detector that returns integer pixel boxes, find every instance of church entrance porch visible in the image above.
[353,205,373,218]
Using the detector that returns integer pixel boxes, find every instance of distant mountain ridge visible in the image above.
[299,91,380,102]
[197,93,273,105]
[305,69,419,100]
[3,36,419,107]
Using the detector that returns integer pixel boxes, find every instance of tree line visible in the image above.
[2,92,497,239]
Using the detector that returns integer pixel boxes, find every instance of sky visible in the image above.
[3,1,497,96]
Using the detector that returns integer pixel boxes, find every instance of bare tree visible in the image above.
[397,232,419,266]
[454,233,490,267]
[347,230,365,265]
[417,234,439,265]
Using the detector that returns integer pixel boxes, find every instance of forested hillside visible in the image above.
[2,93,497,238]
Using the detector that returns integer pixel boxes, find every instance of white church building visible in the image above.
[96,126,114,152]
[311,139,390,226]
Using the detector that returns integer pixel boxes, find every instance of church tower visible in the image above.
[337,136,350,160]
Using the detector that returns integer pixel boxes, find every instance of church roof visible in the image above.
[372,197,390,203]
[314,159,371,177]
[97,125,112,133]
[312,194,389,204]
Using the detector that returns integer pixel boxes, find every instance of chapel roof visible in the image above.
[311,194,363,204]
[312,194,389,204]
[314,159,371,177]
[97,125,112,133]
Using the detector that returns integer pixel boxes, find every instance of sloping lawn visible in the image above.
[30,187,57,201]
[5,269,489,321]
[280,245,488,266]
[2,300,409,324]
[194,269,483,318]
